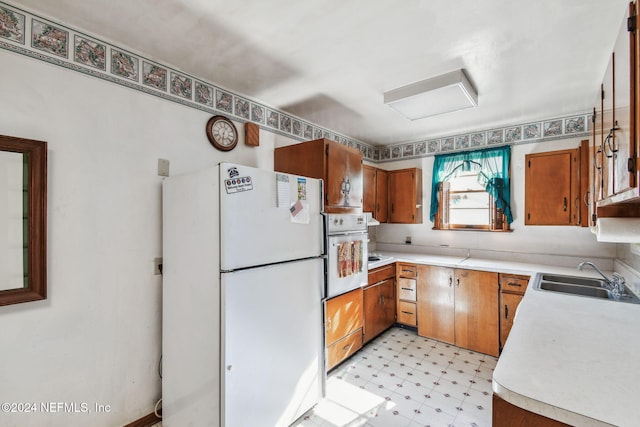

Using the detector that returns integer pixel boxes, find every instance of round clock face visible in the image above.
[206,115,238,151]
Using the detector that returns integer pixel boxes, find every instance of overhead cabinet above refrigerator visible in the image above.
[274,138,364,214]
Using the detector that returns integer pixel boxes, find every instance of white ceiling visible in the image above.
[15,0,631,146]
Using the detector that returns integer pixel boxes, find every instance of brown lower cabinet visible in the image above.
[499,273,530,349]
[363,264,396,344]
[325,288,363,370]
[417,265,499,357]
[396,263,418,327]
[492,394,570,427]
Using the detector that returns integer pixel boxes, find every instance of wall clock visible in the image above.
[206,115,238,151]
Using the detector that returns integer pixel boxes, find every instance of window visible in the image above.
[430,146,512,231]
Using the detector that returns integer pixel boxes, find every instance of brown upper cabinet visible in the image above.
[274,138,363,214]
[525,140,589,226]
[388,168,423,224]
[591,2,640,218]
[363,165,388,222]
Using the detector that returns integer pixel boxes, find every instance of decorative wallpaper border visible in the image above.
[375,114,590,162]
[0,1,590,163]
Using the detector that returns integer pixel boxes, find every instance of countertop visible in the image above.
[366,251,640,427]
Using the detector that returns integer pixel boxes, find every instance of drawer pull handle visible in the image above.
[507,282,522,287]
[401,310,414,315]
[449,276,453,286]
[401,287,414,291]
[456,278,460,287]
[402,269,414,273]
[342,343,353,351]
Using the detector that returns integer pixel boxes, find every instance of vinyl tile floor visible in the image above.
[293,326,497,427]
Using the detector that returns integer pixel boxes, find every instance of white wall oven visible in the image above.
[325,214,368,298]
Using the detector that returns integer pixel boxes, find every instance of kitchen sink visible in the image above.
[535,273,640,304]
[540,274,606,288]
[539,281,610,299]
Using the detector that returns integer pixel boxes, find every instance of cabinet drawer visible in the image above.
[398,263,417,278]
[368,263,396,285]
[326,328,363,370]
[397,301,417,326]
[397,277,417,301]
[499,274,530,295]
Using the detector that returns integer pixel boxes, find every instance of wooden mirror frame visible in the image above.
[0,135,47,306]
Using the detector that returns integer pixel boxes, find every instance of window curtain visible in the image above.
[429,146,513,224]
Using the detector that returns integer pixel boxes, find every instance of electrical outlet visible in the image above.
[405,236,412,244]
[154,257,163,275]
[158,159,170,177]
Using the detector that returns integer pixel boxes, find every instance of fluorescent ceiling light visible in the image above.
[384,69,478,120]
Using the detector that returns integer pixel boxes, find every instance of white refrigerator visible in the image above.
[162,163,325,427]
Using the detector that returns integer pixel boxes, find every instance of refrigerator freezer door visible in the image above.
[221,258,324,427]
[219,163,323,271]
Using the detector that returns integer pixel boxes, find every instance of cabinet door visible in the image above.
[325,288,363,346]
[376,169,389,222]
[326,142,363,213]
[389,168,422,224]
[593,95,605,205]
[612,6,635,195]
[455,269,499,357]
[416,265,455,344]
[500,292,523,349]
[363,279,395,343]
[525,150,575,225]
[363,165,377,214]
[602,54,615,198]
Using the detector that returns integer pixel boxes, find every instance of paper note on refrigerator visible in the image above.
[276,174,290,208]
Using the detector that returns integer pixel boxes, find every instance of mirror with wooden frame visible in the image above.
[0,135,47,306]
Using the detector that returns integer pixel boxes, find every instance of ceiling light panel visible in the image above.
[384,69,478,120]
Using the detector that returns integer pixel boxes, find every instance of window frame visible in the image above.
[432,158,511,232]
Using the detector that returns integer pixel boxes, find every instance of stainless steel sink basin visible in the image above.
[539,281,610,298]
[540,274,606,288]
[535,273,640,304]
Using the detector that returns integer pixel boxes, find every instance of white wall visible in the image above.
[374,138,617,267]
[0,49,297,427]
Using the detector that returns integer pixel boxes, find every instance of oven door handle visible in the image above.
[328,230,368,237]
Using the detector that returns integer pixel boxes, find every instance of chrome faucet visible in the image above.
[577,261,625,296]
